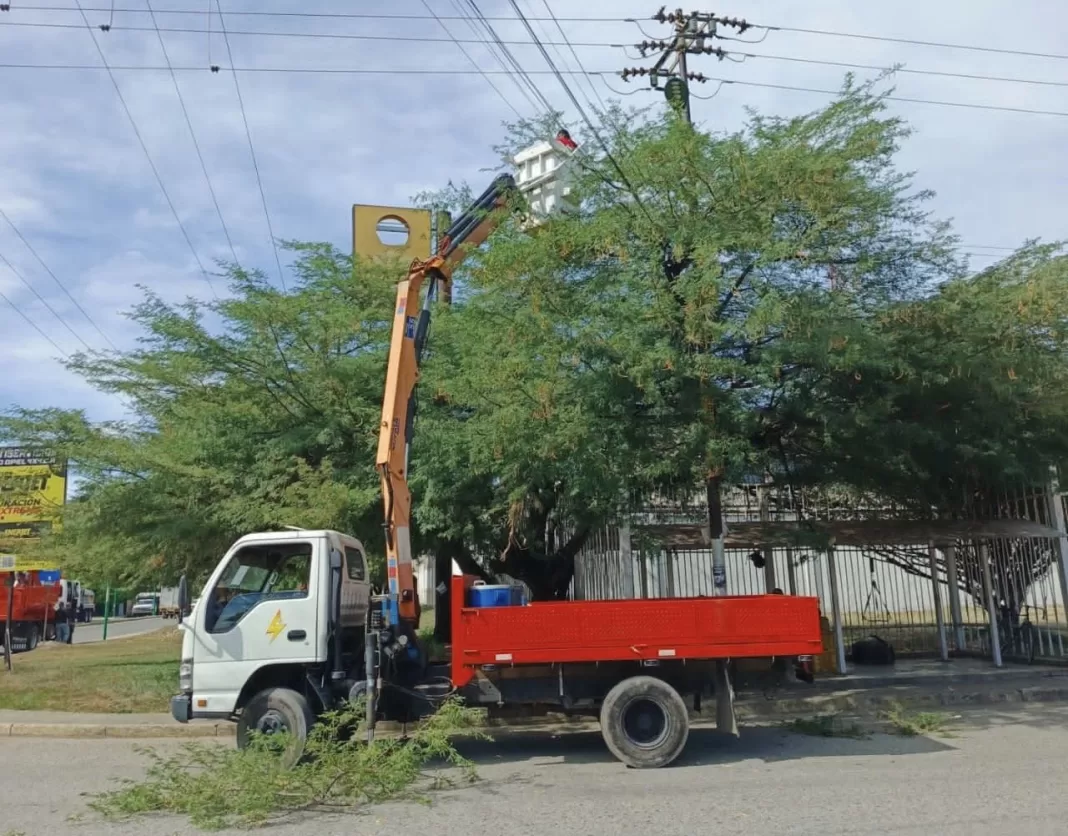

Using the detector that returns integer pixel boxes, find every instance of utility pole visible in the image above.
[620,7,753,124]
[621,7,753,599]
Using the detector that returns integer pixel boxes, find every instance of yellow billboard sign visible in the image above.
[0,448,67,539]
[0,554,59,572]
[352,204,432,262]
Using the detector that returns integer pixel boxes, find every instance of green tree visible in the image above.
[769,244,1068,508]
[412,78,965,596]
[4,78,1066,605]
[1,243,398,587]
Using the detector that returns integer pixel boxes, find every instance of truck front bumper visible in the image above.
[170,693,192,724]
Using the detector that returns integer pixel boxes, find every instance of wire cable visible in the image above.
[8,5,626,22]
[447,0,546,117]
[10,20,1068,91]
[0,247,93,350]
[505,1,658,230]
[6,59,1068,118]
[71,0,217,298]
[0,284,70,358]
[598,72,1068,119]
[759,22,1068,63]
[13,5,1068,61]
[0,207,119,350]
[0,18,635,49]
[463,0,558,118]
[214,0,285,290]
[691,81,728,101]
[145,0,239,266]
[419,0,523,120]
[733,49,1068,90]
[538,0,609,113]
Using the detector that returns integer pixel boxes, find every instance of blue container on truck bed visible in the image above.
[468,582,527,608]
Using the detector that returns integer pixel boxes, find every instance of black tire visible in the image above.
[25,624,39,652]
[237,687,316,768]
[599,676,689,769]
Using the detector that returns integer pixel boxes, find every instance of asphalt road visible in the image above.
[1,704,1067,835]
[0,616,167,652]
[71,616,168,644]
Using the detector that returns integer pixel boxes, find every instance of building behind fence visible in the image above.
[569,481,1068,668]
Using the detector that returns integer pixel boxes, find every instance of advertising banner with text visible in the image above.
[0,447,67,539]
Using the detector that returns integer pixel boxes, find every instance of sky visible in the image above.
[0,0,1065,427]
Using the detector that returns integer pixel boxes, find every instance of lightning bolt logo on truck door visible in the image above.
[265,609,286,643]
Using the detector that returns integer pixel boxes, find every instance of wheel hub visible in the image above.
[622,698,669,749]
[256,709,289,736]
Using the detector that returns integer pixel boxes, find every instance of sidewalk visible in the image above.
[3,659,1067,739]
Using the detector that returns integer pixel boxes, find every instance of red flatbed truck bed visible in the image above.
[1,573,60,652]
[450,572,822,682]
[439,568,823,768]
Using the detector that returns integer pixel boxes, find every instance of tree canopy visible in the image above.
[3,80,1066,596]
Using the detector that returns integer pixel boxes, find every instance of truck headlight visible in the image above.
[179,659,193,692]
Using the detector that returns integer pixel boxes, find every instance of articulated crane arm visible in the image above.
[375,131,578,630]
[375,174,517,627]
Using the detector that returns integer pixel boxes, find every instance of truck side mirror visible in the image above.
[177,575,190,624]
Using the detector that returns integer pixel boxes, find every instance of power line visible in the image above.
[0,17,636,47]
[10,20,1068,92]
[0,285,70,358]
[0,207,119,350]
[538,0,609,113]
[214,0,285,291]
[10,60,1066,119]
[419,0,523,120]
[732,49,1068,89]
[0,247,93,351]
[607,71,1068,119]
[695,75,1068,119]
[462,0,558,118]
[762,22,1068,63]
[70,0,218,298]
[447,0,547,117]
[505,0,659,231]
[10,6,1068,62]
[145,0,240,266]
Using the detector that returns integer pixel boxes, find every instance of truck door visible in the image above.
[190,536,323,716]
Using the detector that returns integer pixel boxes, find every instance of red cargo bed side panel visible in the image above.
[450,573,822,687]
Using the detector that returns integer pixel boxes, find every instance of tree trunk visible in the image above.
[495,527,591,601]
[433,538,491,644]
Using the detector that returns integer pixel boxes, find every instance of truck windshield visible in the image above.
[204,542,312,633]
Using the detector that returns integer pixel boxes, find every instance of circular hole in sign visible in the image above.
[375,215,410,247]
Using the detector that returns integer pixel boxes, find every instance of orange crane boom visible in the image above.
[375,174,517,626]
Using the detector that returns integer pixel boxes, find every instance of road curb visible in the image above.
[3,683,1067,739]
[3,722,235,739]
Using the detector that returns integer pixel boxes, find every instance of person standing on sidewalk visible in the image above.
[53,601,70,644]
[66,595,75,644]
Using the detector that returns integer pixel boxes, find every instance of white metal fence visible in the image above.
[569,482,1068,670]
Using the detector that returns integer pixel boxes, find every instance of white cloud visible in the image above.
[0,0,1065,424]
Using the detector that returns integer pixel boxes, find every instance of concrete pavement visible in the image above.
[0,703,1066,835]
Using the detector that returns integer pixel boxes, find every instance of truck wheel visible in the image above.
[600,676,689,769]
[25,624,39,652]
[237,687,315,768]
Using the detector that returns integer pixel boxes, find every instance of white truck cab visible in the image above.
[171,529,371,730]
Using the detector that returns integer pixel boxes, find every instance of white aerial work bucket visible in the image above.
[512,130,579,228]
